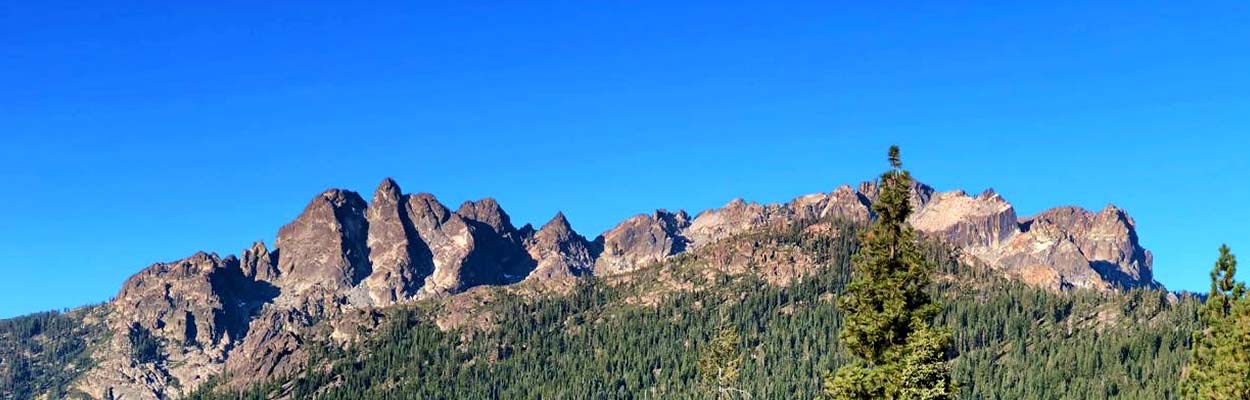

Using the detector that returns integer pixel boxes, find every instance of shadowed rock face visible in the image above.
[90,251,278,399]
[83,176,1159,399]
[457,198,535,284]
[403,193,478,295]
[364,178,430,305]
[114,252,257,351]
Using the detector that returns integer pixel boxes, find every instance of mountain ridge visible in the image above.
[58,176,1159,399]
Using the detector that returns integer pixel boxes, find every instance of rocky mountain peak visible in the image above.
[918,195,1158,291]
[456,197,533,284]
[1096,204,1133,225]
[823,185,874,222]
[274,189,370,296]
[541,211,573,234]
[655,209,691,230]
[240,241,277,281]
[407,193,455,226]
[364,178,428,305]
[977,188,1001,200]
[686,198,792,247]
[457,198,516,235]
[101,250,277,398]
[524,212,595,281]
[373,177,402,203]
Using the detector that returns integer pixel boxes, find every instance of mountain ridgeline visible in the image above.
[3,176,1168,399]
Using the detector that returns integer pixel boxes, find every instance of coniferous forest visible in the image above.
[0,307,104,399]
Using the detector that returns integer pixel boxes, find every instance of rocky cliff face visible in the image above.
[524,212,595,281]
[239,241,278,282]
[456,198,535,284]
[364,178,428,305]
[904,188,1157,291]
[593,210,690,275]
[77,251,277,399]
[911,189,1019,249]
[77,176,1159,399]
[274,189,371,298]
[992,205,1156,290]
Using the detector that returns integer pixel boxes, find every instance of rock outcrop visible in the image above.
[240,241,278,282]
[80,251,277,399]
[113,252,254,351]
[222,307,309,386]
[593,210,690,275]
[405,193,492,295]
[905,188,1157,290]
[911,189,1018,249]
[364,178,429,305]
[524,212,595,281]
[274,189,371,297]
[986,205,1156,290]
[685,199,784,247]
[687,185,874,249]
[786,185,873,224]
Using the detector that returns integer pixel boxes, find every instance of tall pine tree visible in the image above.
[1182,245,1250,399]
[825,146,954,400]
[698,320,747,399]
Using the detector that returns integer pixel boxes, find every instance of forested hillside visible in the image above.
[186,221,1200,400]
[0,306,105,399]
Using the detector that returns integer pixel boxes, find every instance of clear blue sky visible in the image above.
[2,1,1248,318]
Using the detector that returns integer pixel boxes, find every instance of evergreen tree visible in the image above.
[698,320,747,399]
[1182,245,1250,399]
[825,146,954,399]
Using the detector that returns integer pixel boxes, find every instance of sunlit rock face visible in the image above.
[984,205,1156,290]
[274,188,371,296]
[593,209,690,275]
[911,189,1019,249]
[524,212,595,281]
[907,188,1157,291]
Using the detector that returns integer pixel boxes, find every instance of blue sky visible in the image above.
[2,1,1248,317]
